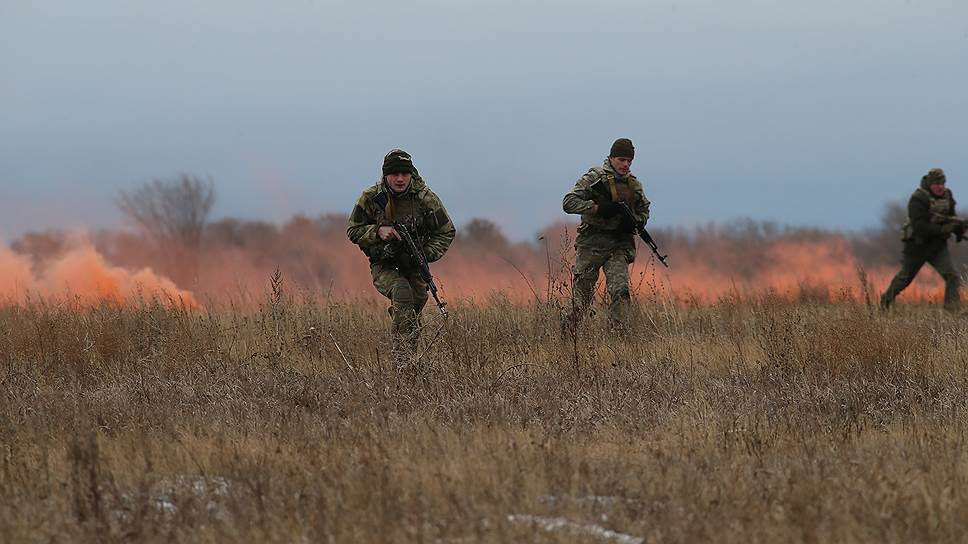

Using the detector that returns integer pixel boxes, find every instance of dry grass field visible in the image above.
[2,283,968,543]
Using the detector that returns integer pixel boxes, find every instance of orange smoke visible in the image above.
[8,217,958,307]
[431,224,949,305]
[0,240,197,307]
[646,236,945,303]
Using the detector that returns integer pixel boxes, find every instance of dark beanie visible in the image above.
[609,138,635,159]
[383,149,415,176]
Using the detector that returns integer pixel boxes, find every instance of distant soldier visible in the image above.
[562,138,650,330]
[347,150,456,366]
[880,168,965,311]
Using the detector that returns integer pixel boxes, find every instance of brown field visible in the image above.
[2,284,968,543]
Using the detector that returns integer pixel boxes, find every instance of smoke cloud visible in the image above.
[4,215,963,307]
[1,236,197,307]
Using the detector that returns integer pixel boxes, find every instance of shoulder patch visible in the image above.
[432,208,450,228]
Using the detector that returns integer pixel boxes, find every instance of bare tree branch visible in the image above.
[117,175,216,250]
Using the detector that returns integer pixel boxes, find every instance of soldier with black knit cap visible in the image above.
[881,167,964,311]
[562,138,651,330]
[347,149,456,367]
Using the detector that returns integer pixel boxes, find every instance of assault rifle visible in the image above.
[618,203,670,268]
[393,222,449,317]
[949,216,968,242]
[587,177,669,267]
[932,214,968,242]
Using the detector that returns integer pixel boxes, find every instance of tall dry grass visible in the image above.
[1,285,967,542]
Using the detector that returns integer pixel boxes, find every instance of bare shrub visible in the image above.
[117,175,215,285]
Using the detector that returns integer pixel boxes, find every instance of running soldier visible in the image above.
[881,168,964,311]
[562,138,650,330]
[347,149,456,366]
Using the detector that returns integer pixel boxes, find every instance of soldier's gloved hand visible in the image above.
[941,222,958,236]
[597,202,623,218]
[378,225,402,241]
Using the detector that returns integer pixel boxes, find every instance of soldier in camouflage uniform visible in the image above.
[347,149,456,366]
[562,138,650,329]
[881,168,964,311]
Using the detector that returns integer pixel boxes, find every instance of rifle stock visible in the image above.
[393,222,449,317]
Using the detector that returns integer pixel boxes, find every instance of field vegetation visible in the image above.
[2,281,967,542]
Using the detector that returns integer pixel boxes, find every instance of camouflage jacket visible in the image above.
[347,176,456,262]
[562,160,650,233]
[903,177,957,251]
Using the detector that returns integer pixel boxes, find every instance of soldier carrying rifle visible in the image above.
[561,138,657,331]
[347,149,456,367]
[881,167,965,311]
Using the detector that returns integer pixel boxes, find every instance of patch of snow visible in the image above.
[508,514,644,544]
[152,475,231,515]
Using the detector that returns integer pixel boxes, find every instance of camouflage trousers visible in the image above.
[371,262,429,366]
[563,230,636,329]
[880,244,962,310]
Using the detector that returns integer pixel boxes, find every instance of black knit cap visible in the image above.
[609,138,635,159]
[383,149,415,176]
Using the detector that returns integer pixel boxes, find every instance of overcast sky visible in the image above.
[2,0,967,241]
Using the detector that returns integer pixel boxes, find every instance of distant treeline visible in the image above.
[9,202,966,303]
